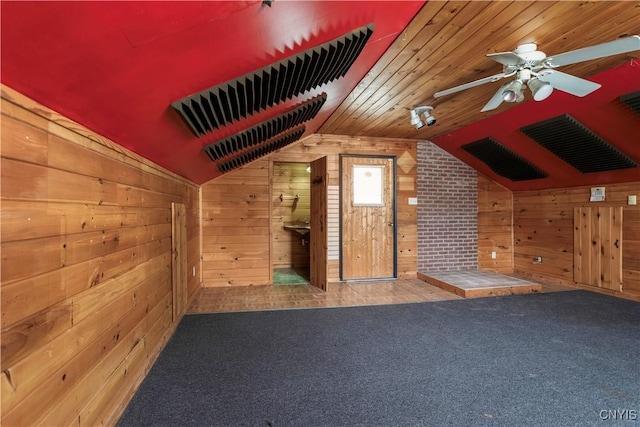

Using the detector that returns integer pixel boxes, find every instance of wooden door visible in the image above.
[341,156,396,280]
[310,157,328,290]
[574,206,623,291]
[172,202,188,321]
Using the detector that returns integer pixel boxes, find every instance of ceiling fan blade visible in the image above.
[486,51,523,66]
[480,82,510,112]
[546,35,640,67]
[434,73,508,98]
[537,69,601,97]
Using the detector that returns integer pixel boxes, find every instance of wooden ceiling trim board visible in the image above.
[320,1,446,131]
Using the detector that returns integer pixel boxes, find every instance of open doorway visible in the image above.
[272,162,311,285]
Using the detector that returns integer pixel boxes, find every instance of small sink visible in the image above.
[283,222,310,235]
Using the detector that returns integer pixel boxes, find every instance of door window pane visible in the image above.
[352,165,384,206]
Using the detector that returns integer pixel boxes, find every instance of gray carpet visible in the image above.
[117,291,640,426]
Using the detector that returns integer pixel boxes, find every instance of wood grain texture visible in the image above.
[477,174,514,273]
[574,207,623,291]
[310,156,329,290]
[1,89,200,426]
[320,1,640,142]
[341,156,395,280]
[513,183,638,299]
[201,134,417,286]
[272,162,311,269]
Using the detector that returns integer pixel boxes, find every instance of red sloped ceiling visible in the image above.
[0,1,424,184]
[433,62,640,191]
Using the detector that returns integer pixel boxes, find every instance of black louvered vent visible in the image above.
[462,138,548,181]
[203,93,325,161]
[520,114,637,173]
[172,24,374,137]
[620,90,640,115]
[218,127,306,173]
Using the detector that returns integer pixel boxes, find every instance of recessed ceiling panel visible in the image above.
[520,115,637,174]
[620,90,640,116]
[462,138,548,181]
[204,93,326,161]
[172,24,374,137]
[218,127,306,173]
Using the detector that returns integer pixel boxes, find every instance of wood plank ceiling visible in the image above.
[322,1,640,190]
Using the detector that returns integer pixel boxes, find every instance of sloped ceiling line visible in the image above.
[171,24,374,138]
[203,93,327,161]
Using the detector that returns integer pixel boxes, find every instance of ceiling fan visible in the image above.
[433,35,640,112]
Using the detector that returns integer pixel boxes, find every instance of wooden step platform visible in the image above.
[418,269,543,298]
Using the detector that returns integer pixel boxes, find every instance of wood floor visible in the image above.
[188,273,575,314]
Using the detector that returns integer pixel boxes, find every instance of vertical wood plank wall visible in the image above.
[272,162,311,270]
[201,135,417,286]
[477,174,514,273]
[512,182,639,299]
[574,206,623,291]
[1,87,200,426]
[310,156,329,290]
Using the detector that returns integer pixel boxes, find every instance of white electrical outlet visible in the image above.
[629,195,637,206]
[491,251,496,259]
[408,197,418,205]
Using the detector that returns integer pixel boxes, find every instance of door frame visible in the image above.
[339,154,397,281]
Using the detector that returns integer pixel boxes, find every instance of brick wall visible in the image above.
[417,141,477,271]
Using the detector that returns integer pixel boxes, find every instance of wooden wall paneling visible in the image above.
[607,207,623,291]
[201,135,417,286]
[1,88,200,425]
[172,203,188,321]
[341,156,395,280]
[514,182,638,300]
[477,174,514,273]
[2,236,170,329]
[3,268,170,426]
[310,156,328,290]
[574,207,623,292]
[573,207,592,286]
[623,209,640,293]
[271,162,311,270]
[201,160,271,286]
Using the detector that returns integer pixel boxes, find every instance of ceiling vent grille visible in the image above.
[520,114,637,173]
[218,127,306,173]
[462,138,548,181]
[204,93,326,161]
[172,24,374,137]
[620,90,640,115]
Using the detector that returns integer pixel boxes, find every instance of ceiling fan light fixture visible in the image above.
[529,78,554,101]
[502,80,524,102]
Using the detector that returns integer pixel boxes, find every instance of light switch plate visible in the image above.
[629,195,637,205]
[408,197,418,205]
